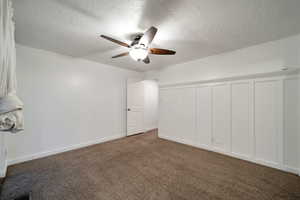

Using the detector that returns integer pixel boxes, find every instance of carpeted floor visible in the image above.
[1,130,300,200]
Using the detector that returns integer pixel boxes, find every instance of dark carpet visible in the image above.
[1,130,300,200]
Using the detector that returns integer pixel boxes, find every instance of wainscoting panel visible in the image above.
[159,87,196,145]
[159,89,177,139]
[196,86,212,148]
[159,75,299,174]
[212,84,231,153]
[231,82,252,159]
[254,80,280,166]
[283,78,299,172]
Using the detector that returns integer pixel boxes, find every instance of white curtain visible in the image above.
[0,0,24,133]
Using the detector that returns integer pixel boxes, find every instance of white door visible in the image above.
[127,80,144,136]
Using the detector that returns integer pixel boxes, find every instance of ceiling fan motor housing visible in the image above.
[131,34,144,46]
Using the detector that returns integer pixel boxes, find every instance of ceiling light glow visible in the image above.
[129,46,148,61]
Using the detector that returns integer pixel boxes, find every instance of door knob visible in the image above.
[127,108,131,111]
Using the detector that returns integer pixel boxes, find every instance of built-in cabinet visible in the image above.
[159,75,299,174]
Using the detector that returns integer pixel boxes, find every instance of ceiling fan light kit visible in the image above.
[129,45,148,61]
[100,26,176,64]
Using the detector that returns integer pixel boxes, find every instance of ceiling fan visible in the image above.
[100,26,176,64]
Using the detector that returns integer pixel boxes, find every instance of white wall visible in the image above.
[143,80,159,131]
[284,78,299,171]
[299,75,300,174]
[5,44,142,165]
[159,75,299,174]
[145,34,300,85]
[0,134,6,177]
[147,34,300,175]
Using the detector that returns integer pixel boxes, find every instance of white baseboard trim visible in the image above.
[0,159,7,178]
[144,127,158,132]
[159,134,299,175]
[159,134,195,146]
[282,165,300,175]
[7,134,124,166]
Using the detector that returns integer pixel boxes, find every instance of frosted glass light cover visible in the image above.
[129,46,148,61]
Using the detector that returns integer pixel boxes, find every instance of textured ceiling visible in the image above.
[13,0,300,72]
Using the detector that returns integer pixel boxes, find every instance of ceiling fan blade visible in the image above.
[143,56,150,64]
[100,35,130,48]
[150,48,176,55]
[138,26,158,46]
[112,52,129,58]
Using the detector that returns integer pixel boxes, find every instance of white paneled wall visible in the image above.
[196,86,212,148]
[284,78,299,171]
[254,79,283,167]
[159,87,196,145]
[212,84,231,152]
[231,81,253,160]
[159,75,299,174]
